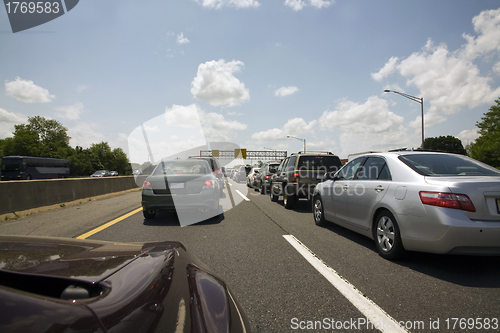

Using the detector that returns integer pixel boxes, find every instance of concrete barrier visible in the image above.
[0,176,140,215]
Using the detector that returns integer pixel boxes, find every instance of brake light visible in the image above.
[419,191,476,212]
[291,172,299,183]
[253,174,256,177]
[143,181,152,190]
[265,175,269,179]
[203,180,214,188]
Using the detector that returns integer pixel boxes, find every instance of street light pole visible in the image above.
[384,90,424,149]
[287,135,306,153]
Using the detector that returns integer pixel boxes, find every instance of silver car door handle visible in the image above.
[343,185,348,191]
[375,185,384,192]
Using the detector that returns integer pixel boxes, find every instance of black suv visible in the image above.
[269,152,342,209]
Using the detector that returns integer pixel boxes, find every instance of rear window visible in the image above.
[269,164,279,173]
[153,160,210,175]
[297,156,342,173]
[399,154,500,177]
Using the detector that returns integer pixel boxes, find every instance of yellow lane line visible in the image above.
[76,207,142,239]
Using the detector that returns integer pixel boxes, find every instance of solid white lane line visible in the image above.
[283,235,408,333]
[235,190,250,201]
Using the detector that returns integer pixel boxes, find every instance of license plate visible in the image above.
[170,183,184,189]
[497,198,500,214]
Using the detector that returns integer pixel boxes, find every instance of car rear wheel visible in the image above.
[373,210,405,260]
[143,208,156,219]
[270,185,278,202]
[260,184,267,195]
[313,196,326,226]
[284,194,295,209]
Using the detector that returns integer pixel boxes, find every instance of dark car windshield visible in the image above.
[153,160,210,175]
[399,154,500,177]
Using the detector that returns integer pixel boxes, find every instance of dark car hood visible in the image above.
[0,235,148,282]
[0,235,251,333]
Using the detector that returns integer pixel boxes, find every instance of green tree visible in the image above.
[423,135,466,155]
[470,99,500,168]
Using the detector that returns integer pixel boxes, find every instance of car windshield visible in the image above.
[269,164,279,173]
[153,161,210,175]
[399,154,500,177]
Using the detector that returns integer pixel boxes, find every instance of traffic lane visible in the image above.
[84,200,380,332]
[251,193,500,331]
[0,190,141,238]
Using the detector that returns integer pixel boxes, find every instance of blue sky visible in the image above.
[1,0,499,164]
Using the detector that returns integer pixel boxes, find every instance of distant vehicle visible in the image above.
[110,171,119,176]
[1,156,70,181]
[91,170,110,177]
[313,151,500,259]
[0,235,251,333]
[132,169,142,175]
[255,161,281,194]
[235,166,252,183]
[246,167,260,189]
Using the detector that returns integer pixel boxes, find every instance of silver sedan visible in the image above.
[312,151,500,260]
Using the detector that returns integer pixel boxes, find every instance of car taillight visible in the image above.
[291,172,299,183]
[143,181,152,190]
[253,174,256,177]
[265,175,269,179]
[203,180,214,188]
[419,191,476,212]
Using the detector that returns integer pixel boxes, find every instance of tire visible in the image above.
[284,194,295,209]
[270,185,278,202]
[260,184,267,195]
[373,210,406,260]
[143,209,156,219]
[312,196,326,226]
[26,175,33,180]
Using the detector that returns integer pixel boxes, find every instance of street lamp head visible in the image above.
[286,135,291,138]
[384,90,391,93]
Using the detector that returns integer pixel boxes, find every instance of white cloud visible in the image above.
[371,56,399,82]
[397,39,500,126]
[457,128,480,146]
[284,0,332,11]
[461,8,500,60]
[68,122,106,148]
[274,86,299,97]
[251,118,316,141]
[191,59,250,107]
[55,102,84,120]
[0,108,26,138]
[319,96,410,155]
[177,32,190,45]
[194,0,260,9]
[164,104,247,141]
[5,77,55,103]
[374,8,500,128]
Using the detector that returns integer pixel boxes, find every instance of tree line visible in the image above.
[0,116,131,177]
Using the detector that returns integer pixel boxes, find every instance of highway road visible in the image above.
[1,177,500,333]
